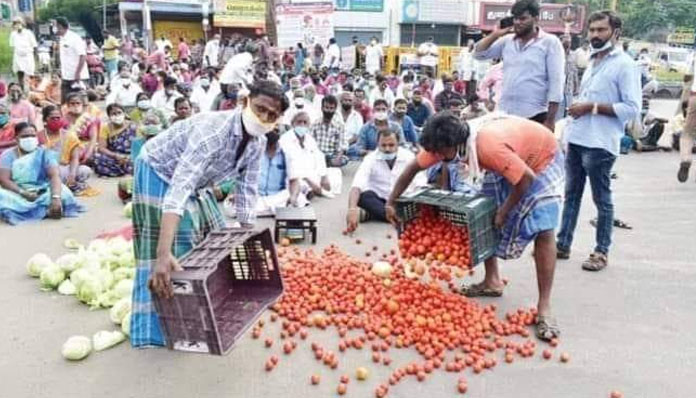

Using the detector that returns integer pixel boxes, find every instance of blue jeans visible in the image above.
[557,144,617,254]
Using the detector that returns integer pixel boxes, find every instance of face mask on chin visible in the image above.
[376,150,397,161]
[590,31,617,56]
[242,106,276,137]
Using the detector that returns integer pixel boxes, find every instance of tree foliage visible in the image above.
[37,0,116,41]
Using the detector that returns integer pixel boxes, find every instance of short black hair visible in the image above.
[322,94,338,107]
[342,83,354,92]
[354,87,365,94]
[248,79,290,112]
[106,103,124,116]
[588,10,622,32]
[377,125,400,142]
[136,92,150,102]
[511,0,540,17]
[42,104,60,121]
[64,92,83,104]
[448,98,464,108]
[373,98,389,108]
[174,97,191,108]
[163,76,178,87]
[14,121,35,136]
[394,98,408,107]
[55,17,69,29]
[420,112,469,152]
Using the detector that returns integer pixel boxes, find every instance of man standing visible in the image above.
[679,54,696,182]
[558,35,579,121]
[324,38,341,73]
[365,37,384,76]
[178,37,191,63]
[474,0,564,131]
[56,17,89,102]
[9,18,37,91]
[204,34,221,68]
[434,74,464,112]
[417,36,439,77]
[556,11,641,271]
[102,30,120,82]
[311,95,346,166]
[458,39,476,99]
[155,35,172,52]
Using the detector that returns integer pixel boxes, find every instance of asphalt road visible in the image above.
[1,100,694,398]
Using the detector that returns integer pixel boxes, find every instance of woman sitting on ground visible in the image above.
[0,122,84,225]
[63,93,99,163]
[40,105,92,193]
[129,92,168,130]
[92,103,136,177]
[170,97,192,125]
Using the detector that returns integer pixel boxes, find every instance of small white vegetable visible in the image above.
[110,298,132,324]
[57,280,77,295]
[76,277,104,304]
[371,261,393,278]
[113,267,135,282]
[63,238,83,250]
[112,279,133,299]
[121,312,131,336]
[61,336,92,361]
[26,253,53,278]
[93,330,126,351]
[55,253,81,274]
[39,264,66,290]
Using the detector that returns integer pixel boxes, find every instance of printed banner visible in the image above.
[214,0,266,29]
[275,2,335,49]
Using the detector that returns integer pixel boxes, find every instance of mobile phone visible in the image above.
[500,16,514,29]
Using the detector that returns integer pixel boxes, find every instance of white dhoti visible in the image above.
[13,53,35,75]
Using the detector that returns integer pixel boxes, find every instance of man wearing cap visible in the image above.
[9,17,37,91]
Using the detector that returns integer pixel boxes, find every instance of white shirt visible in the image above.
[220,52,253,85]
[106,83,142,107]
[324,44,341,68]
[151,89,182,119]
[365,44,383,73]
[59,30,89,81]
[9,29,37,57]
[418,42,439,67]
[339,110,364,144]
[156,39,173,52]
[282,102,321,125]
[574,47,591,69]
[351,148,426,200]
[279,131,328,183]
[369,87,395,108]
[204,39,220,67]
[190,85,220,112]
[458,49,474,80]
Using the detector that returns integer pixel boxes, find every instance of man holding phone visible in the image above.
[474,0,564,132]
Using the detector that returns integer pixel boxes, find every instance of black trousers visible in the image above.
[529,112,548,124]
[358,190,387,222]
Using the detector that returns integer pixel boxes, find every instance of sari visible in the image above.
[43,129,92,193]
[0,147,84,225]
[65,111,100,162]
[92,123,136,177]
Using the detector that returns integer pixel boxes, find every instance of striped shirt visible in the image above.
[311,116,345,155]
[142,109,263,224]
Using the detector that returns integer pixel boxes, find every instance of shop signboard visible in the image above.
[478,2,585,34]
[275,2,334,49]
[214,0,266,29]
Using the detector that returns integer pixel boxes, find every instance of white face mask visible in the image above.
[242,106,276,137]
[376,150,397,161]
[137,100,151,110]
[110,114,125,125]
[590,40,613,56]
[19,136,39,153]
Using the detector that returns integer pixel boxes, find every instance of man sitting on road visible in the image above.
[356,99,405,155]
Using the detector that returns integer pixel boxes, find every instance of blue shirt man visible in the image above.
[557,10,641,271]
[390,98,418,145]
[474,1,564,130]
[357,118,405,154]
[258,147,287,197]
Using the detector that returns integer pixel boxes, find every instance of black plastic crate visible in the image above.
[153,228,283,355]
[396,188,499,267]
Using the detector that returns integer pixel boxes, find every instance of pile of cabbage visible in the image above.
[26,237,135,360]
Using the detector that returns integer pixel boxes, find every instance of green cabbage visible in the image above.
[70,268,92,289]
[39,264,66,290]
[108,237,132,256]
[110,298,132,324]
[96,268,115,290]
[88,239,108,254]
[61,336,92,361]
[26,253,53,278]
[112,279,133,299]
[76,277,104,305]
[93,330,126,351]
[63,238,83,250]
[57,280,77,295]
[121,312,131,336]
[55,253,81,274]
[113,267,135,282]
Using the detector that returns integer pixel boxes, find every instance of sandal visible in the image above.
[582,252,608,272]
[535,315,561,341]
[589,218,633,230]
[460,282,504,298]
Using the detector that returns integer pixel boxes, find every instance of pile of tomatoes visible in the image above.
[398,206,472,268]
[255,245,569,396]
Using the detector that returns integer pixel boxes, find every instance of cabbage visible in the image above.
[70,268,93,289]
[61,336,92,361]
[112,279,133,299]
[55,253,81,274]
[26,253,53,278]
[121,312,131,336]
[116,251,135,268]
[76,277,104,305]
[110,298,132,324]
[108,237,132,256]
[39,264,66,290]
[113,267,135,282]
[88,239,108,254]
[96,268,115,290]
[93,330,126,351]
[63,238,83,250]
[58,280,77,295]
[123,202,133,219]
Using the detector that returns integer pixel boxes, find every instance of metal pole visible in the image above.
[103,0,106,30]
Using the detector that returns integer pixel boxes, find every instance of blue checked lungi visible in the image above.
[128,155,226,348]
[482,150,565,260]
